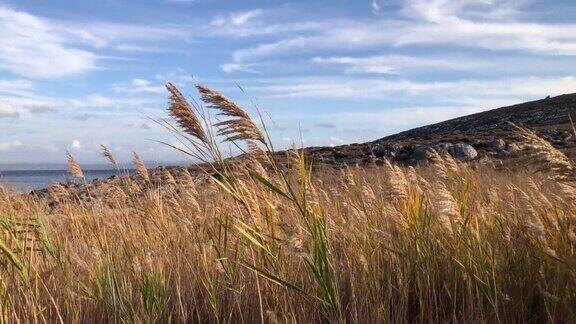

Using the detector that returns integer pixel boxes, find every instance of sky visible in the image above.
[1,0,576,165]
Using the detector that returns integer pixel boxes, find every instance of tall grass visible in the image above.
[0,84,575,322]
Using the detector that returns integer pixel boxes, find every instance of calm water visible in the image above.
[0,169,131,191]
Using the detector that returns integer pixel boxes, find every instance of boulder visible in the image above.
[449,143,478,161]
[413,145,436,163]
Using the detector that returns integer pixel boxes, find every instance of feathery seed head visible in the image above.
[166,82,208,143]
[512,123,575,182]
[196,84,265,143]
[49,184,69,202]
[178,169,198,194]
[434,181,459,234]
[66,150,84,178]
[162,168,177,186]
[100,144,118,168]
[132,152,150,182]
[385,160,408,201]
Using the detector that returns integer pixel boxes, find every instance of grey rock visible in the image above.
[413,145,436,163]
[449,143,478,161]
[433,142,454,155]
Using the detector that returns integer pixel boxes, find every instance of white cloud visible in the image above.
[314,56,396,74]
[72,94,158,109]
[245,75,576,100]
[155,70,196,84]
[312,54,499,74]
[71,139,81,149]
[208,9,322,38]
[220,63,259,74]
[0,6,96,79]
[0,5,192,79]
[371,1,382,14]
[66,22,188,50]
[231,9,263,26]
[230,0,576,64]
[0,85,159,119]
[400,0,531,22]
[0,93,65,116]
[232,37,311,62]
[114,78,165,94]
[86,95,115,107]
[329,136,346,146]
[0,140,23,151]
[212,9,263,28]
[0,79,34,96]
[0,101,19,118]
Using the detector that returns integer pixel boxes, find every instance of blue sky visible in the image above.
[1,0,576,164]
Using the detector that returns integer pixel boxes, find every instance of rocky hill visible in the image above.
[304,93,576,166]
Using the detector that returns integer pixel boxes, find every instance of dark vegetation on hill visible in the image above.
[303,93,576,166]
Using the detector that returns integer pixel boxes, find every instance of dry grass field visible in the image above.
[0,84,575,323]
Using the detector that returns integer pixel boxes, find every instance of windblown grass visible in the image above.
[0,84,575,323]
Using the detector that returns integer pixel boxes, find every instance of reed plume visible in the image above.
[196,84,265,143]
[100,144,118,168]
[66,150,84,178]
[247,140,270,161]
[288,147,301,170]
[434,181,459,234]
[558,182,576,201]
[178,169,197,195]
[132,152,149,182]
[166,82,208,143]
[162,168,177,186]
[443,153,460,173]
[512,123,575,182]
[385,160,407,201]
[48,183,69,202]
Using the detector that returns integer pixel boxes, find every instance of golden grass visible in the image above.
[0,84,575,323]
[133,151,150,183]
[66,150,84,179]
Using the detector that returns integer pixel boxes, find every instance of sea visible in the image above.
[0,165,135,192]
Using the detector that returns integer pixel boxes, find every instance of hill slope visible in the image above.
[305,93,576,165]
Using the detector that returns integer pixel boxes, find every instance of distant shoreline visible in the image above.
[0,168,135,192]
